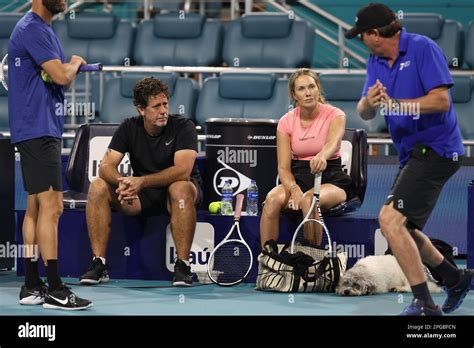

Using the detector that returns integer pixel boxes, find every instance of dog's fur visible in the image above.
[336,255,442,296]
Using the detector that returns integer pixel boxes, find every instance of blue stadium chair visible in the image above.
[319,74,386,134]
[401,14,463,68]
[0,13,22,57]
[0,85,8,132]
[222,13,314,68]
[464,21,474,69]
[134,12,223,66]
[452,75,474,140]
[100,72,198,123]
[53,13,135,118]
[194,73,290,127]
[53,13,134,65]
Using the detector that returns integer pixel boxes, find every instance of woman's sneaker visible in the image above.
[79,258,109,285]
[442,269,474,313]
[43,285,92,311]
[19,280,47,305]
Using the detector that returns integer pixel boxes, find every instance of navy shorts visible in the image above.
[16,137,62,194]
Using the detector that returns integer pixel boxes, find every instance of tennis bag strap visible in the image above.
[261,240,316,292]
[301,255,342,292]
[266,240,343,289]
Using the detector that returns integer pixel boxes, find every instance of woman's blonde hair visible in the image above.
[288,68,326,106]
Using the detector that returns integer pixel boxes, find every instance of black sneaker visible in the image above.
[19,280,47,305]
[442,269,474,313]
[79,258,109,285]
[43,285,92,311]
[172,259,193,287]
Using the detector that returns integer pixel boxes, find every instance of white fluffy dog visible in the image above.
[336,255,442,296]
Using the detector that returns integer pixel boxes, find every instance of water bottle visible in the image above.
[221,180,233,216]
[246,180,259,216]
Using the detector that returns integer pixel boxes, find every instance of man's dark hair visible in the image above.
[133,77,169,109]
[374,20,402,38]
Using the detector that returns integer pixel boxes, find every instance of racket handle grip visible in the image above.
[313,173,322,194]
[78,63,103,72]
[234,194,244,220]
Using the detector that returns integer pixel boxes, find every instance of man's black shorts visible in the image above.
[384,144,462,230]
[138,177,203,217]
[16,137,62,194]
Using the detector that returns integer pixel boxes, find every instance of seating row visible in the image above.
[2,12,474,68]
[0,12,314,68]
[1,72,473,139]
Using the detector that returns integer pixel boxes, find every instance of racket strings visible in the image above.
[208,241,252,285]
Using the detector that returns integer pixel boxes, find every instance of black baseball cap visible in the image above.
[345,3,396,39]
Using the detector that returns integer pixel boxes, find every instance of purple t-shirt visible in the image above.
[8,11,65,144]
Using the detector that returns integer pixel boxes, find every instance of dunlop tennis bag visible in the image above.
[256,240,347,293]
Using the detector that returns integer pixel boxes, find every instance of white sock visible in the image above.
[182,259,190,267]
[94,256,106,265]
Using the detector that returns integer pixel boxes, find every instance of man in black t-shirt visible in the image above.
[80,77,202,287]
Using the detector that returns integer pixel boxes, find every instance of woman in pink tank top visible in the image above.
[260,69,355,248]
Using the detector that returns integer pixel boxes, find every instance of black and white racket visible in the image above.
[290,172,334,254]
[207,194,253,286]
[0,54,102,91]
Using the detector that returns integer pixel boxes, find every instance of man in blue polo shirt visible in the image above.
[346,3,473,315]
[8,0,92,310]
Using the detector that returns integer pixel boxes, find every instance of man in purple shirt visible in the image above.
[346,3,472,315]
[9,0,92,310]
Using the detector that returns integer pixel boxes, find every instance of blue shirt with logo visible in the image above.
[8,11,65,144]
[363,28,464,165]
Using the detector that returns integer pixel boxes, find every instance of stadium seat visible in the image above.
[0,13,22,57]
[464,21,474,69]
[222,13,313,68]
[53,13,135,117]
[63,123,121,209]
[452,75,474,140]
[401,14,463,68]
[319,74,386,134]
[100,72,198,123]
[194,73,290,127]
[134,12,223,66]
[53,13,134,65]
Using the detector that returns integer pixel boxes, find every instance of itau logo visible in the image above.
[166,222,215,272]
[88,136,132,182]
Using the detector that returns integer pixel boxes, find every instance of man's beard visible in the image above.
[42,0,66,14]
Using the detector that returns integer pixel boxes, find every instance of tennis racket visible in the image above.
[290,172,334,254]
[207,193,253,286]
[0,54,102,91]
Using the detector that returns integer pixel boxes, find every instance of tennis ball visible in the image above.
[208,201,221,214]
[41,70,53,84]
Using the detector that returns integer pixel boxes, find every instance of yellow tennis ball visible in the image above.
[41,70,53,84]
[208,201,221,214]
